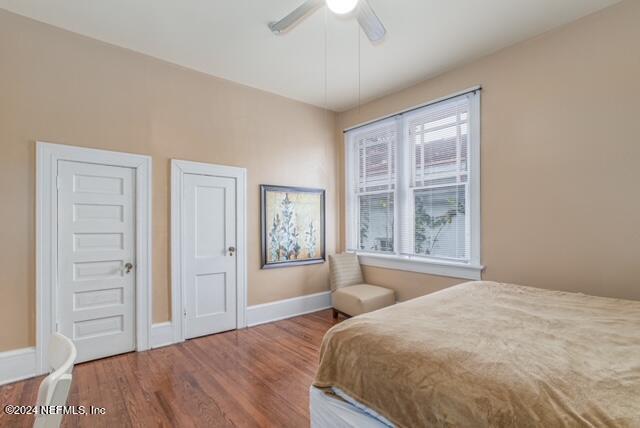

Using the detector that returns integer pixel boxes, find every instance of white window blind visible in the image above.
[350,119,397,253]
[346,89,481,270]
[403,96,471,261]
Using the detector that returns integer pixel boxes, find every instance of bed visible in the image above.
[311,281,640,427]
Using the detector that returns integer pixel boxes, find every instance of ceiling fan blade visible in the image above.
[269,0,324,34]
[357,0,386,43]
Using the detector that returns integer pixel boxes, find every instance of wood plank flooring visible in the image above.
[0,309,340,428]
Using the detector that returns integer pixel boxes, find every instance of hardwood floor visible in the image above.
[0,310,340,428]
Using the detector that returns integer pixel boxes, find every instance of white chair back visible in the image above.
[33,333,77,428]
[328,253,364,291]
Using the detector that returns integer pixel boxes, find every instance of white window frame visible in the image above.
[345,88,483,280]
[346,116,399,255]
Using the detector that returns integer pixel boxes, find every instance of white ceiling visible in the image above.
[1,0,620,111]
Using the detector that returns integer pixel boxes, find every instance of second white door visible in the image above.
[183,173,237,339]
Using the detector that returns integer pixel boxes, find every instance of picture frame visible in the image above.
[260,185,326,269]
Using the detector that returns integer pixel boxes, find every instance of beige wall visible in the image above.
[361,266,463,303]
[338,0,640,302]
[2,0,639,352]
[0,10,337,351]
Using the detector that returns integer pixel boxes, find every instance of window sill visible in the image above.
[354,252,484,280]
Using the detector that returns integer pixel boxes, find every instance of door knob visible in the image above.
[228,246,236,256]
[124,262,134,274]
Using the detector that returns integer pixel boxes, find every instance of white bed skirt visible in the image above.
[309,386,392,428]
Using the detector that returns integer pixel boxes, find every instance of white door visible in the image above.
[57,160,136,363]
[183,173,237,339]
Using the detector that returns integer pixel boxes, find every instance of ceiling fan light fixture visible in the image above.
[326,0,359,15]
[269,0,385,43]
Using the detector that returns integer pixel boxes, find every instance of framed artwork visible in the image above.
[261,185,326,269]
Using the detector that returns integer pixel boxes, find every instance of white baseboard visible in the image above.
[0,347,37,386]
[0,326,175,385]
[151,291,331,345]
[151,322,174,349]
[0,293,331,386]
[247,291,332,327]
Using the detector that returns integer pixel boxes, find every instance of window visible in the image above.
[345,89,482,279]
[352,119,396,253]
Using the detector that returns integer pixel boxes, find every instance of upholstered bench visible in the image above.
[329,253,395,318]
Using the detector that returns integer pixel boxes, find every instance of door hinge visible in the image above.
[56,175,61,191]
[55,321,59,332]
[183,309,187,317]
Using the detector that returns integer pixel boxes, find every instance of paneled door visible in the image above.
[57,160,136,363]
[183,173,237,339]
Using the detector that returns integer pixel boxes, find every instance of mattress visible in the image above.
[309,386,392,428]
[313,281,640,427]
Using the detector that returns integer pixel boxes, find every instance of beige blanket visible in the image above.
[314,281,640,427]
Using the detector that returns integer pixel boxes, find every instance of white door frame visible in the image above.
[171,159,247,343]
[36,142,152,374]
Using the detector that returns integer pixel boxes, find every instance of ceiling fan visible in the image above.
[269,0,386,43]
